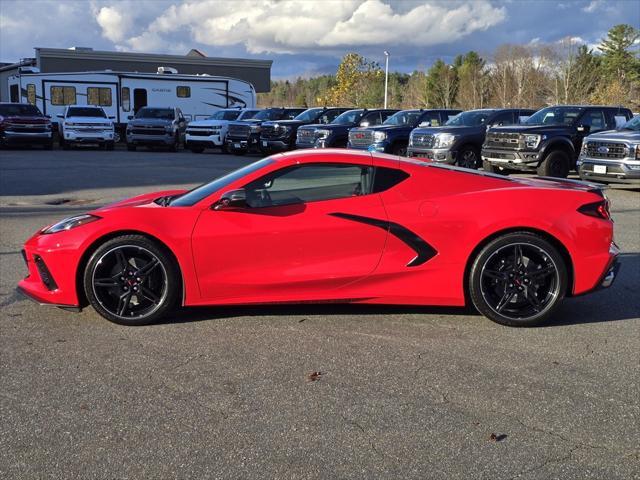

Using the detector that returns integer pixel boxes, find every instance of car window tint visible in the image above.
[581,110,607,132]
[364,112,383,125]
[372,167,409,193]
[491,112,515,126]
[245,163,373,208]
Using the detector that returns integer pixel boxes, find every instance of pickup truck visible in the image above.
[348,109,461,156]
[0,102,53,149]
[408,108,534,168]
[126,107,187,152]
[58,106,115,150]
[226,107,305,155]
[260,107,351,153]
[185,108,259,153]
[577,115,640,184]
[481,105,633,177]
[296,109,398,149]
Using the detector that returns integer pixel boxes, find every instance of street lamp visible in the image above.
[383,51,390,109]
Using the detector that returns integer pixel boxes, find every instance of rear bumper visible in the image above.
[574,242,621,296]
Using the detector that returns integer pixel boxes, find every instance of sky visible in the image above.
[0,0,638,79]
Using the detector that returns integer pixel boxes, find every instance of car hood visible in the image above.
[586,129,640,142]
[129,118,173,127]
[263,120,305,127]
[355,124,415,133]
[96,189,188,211]
[187,119,227,127]
[300,123,352,131]
[65,117,112,124]
[2,115,49,124]
[412,125,482,136]
[489,124,572,134]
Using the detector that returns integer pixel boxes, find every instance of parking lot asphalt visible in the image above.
[1,147,639,479]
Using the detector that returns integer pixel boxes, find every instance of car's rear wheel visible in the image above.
[537,150,570,178]
[83,235,180,326]
[457,146,480,169]
[469,232,567,327]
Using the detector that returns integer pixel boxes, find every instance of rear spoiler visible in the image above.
[533,176,606,196]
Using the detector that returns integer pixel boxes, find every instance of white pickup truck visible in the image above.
[58,106,115,150]
[185,108,260,153]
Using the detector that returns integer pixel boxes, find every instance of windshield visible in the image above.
[67,107,106,118]
[332,110,364,125]
[135,108,174,120]
[525,107,583,126]
[253,109,283,121]
[238,109,260,120]
[0,104,42,116]
[293,108,323,122]
[208,110,241,121]
[383,111,422,126]
[445,110,493,126]
[170,158,275,206]
[621,116,640,131]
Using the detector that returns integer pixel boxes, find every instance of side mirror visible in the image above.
[577,124,591,134]
[127,115,133,120]
[359,121,370,127]
[212,189,247,210]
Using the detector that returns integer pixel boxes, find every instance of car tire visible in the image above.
[393,144,408,156]
[189,146,205,154]
[457,146,480,169]
[127,144,136,152]
[537,150,570,178]
[469,232,568,327]
[83,234,181,326]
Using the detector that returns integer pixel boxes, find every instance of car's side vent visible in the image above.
[34,255,58,291]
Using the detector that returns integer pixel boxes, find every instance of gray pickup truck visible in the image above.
[126,107,187,151]
[578,115,640,184]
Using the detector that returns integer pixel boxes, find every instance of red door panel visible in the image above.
[191,194,388,302]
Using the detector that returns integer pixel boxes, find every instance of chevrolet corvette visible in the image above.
[18,150,619,327]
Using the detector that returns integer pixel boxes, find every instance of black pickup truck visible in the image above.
[408,108,535,168]
[226,107,305,155]
[348,109,461,156]
[295,109,398,149]
[482,105,634,177]
[260,107,351,153]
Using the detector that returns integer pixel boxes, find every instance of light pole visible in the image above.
[383,51,390,109]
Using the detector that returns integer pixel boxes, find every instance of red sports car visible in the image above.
[18,150,619,327]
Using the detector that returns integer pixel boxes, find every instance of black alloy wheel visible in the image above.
[393,144,408,157]
[84,235,179,325]
[537,150,570,178]
[469,233,567,326]
[457,146,480,169]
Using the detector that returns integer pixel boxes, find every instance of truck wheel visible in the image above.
[457,146,480,169]
[189,146,205,154]
[393,144,408,156]
[537,150,570,178]
[127,144,136,152]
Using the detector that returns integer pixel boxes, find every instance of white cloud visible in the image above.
[95,6,132,42]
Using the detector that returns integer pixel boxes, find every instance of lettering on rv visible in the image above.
[152,88,172,92]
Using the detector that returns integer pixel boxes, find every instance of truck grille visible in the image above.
[296,128,316,146]
[227,124,250,138]
[411,133,435,148]
[187,128,215,137]
[131,128,165,136]
[349,130,374,147]
[261,125,285,139]
[584,141,628,159]
[485,132,521,149]
[6,123,49,133]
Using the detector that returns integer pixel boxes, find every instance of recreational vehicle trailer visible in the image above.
[7,69,257,133]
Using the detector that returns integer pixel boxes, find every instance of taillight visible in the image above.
[578,200,611,220]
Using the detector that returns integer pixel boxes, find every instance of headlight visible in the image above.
[316,129,331,138]
[41,214,100,234]
[524,134,541,149]
[373,131,387,142]
[433,133,456,149]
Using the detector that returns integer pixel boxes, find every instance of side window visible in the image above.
[244,163,374,208]
[122,87,130,112]
[319,110,342,124]
[444,112,458,122]
[26,84,36,105]
[580,110,607,133]
[50,86,76,105]
[362,112,382,126]
[611,113,628,129]
[10,84,19,102]
[372,167,409,193]
[177,86,191,98]
[490,112,515,126]
[380,111,395,123]
[420,113,441,127]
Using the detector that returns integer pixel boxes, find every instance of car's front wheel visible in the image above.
[457,146,480,169]
[83,235,180,325]
[469,232,567,327]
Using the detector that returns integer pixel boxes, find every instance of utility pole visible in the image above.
[384,51,390,109]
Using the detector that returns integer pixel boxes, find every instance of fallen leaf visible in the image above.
[306,371,323,382]
[489,433,507,442]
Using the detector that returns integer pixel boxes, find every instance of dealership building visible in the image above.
[0,47,272,102]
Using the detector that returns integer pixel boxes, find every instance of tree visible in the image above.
[456,51,489,109]
[425,59,458,108]
[324,53,383,107]
[599,24,640,82]
[550,40,601,105]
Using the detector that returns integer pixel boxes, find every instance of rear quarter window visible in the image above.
[373,167,410,193]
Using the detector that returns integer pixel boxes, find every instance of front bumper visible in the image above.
[127,133,174,145]
[64,129,114,144]
[260,138,291,152]
[481,148,541,171]
[348,141,391,153]
[227,133,260,153]
[186,133,223,147]
[407,147,455,163]
[1,130,52,145]
[578,159,640,184]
